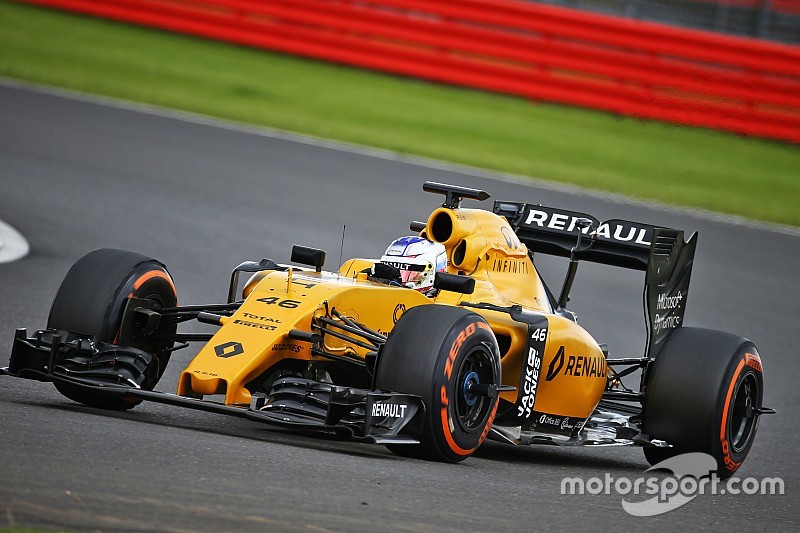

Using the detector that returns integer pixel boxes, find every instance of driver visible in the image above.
[378,236,447,296]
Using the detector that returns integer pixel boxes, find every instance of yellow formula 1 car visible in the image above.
[3,182,773,476]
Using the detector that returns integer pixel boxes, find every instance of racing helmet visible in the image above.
[380,236,447,294]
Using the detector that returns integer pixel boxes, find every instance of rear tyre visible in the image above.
[48,249,177,410]
[375,306,501,462]
[642,327,765,478]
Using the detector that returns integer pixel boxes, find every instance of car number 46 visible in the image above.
[257,297,301,309]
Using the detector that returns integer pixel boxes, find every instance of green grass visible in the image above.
[2,1,799,226]
[0,526,64,533]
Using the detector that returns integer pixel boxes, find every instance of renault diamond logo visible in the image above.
[393,304,406,323]
[545,346,565,381]
[215,341,244,358]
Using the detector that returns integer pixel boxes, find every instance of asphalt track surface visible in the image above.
[0,83,797,531]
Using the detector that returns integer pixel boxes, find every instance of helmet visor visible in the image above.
[380,258,428,286]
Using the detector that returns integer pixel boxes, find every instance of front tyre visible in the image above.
[375,306,501,462]
[642,327,765,478]
[48,248,178,410]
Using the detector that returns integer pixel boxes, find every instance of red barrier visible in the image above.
[19,0,800,142]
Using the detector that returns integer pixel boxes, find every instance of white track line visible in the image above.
[3,77,798,237]
[0,218,30,263]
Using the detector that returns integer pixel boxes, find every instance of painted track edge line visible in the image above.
[0,218,30,264]
[3,77,797,237]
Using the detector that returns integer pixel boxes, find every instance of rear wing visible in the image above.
[494,202,697,359]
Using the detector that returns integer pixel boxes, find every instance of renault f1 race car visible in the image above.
[2,182,773,477]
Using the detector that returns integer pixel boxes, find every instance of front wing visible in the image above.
[2,329,425,445]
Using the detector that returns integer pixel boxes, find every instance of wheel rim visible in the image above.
[455,343,496,433]
[729,372,759,453]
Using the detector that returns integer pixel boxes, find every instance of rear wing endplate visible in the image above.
[495,202,697,359]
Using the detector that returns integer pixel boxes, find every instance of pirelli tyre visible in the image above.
[375,306,501,462]
[47,248,178,410]
[642,327,765,478]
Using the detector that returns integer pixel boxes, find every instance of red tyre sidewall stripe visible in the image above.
[133,269,177,295]
[439,319,497,457]
[440,406,475,456]
[719,352,761,473]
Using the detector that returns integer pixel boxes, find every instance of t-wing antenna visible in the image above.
[423,181,491,209]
